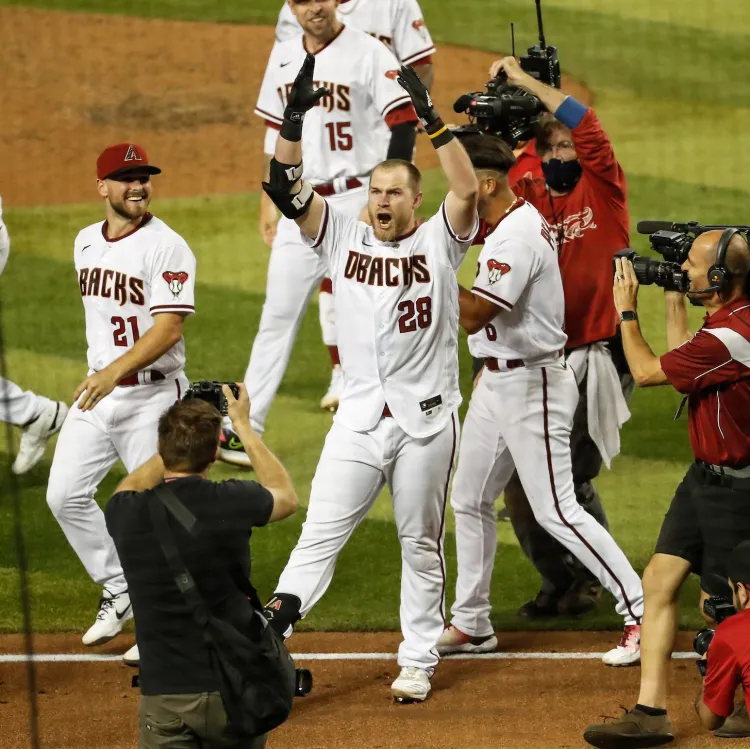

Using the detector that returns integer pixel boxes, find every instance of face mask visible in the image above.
[542,158,583,193]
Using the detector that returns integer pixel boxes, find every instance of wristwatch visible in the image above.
[619,310,638,322]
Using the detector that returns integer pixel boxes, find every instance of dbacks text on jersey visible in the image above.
[277,82,351,113]
[78,268,145,306]
[344,251,431,287]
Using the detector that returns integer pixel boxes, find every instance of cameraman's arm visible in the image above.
[114,454,165,494]
[223,386,298,522]
[665,291,693,351]
[696,628,740,730]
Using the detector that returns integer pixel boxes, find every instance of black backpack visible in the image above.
[149,484,297,738]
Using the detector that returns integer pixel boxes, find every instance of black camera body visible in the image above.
[693,595,737,676]
[614,248,690,293]
[452,0,560,146]
[183,380,240,416]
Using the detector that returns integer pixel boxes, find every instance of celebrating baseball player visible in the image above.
[45,145,196,662]
[435,132,645,663]
[0,196,68,474]
[220,0,420,466]
[259,55,478,703]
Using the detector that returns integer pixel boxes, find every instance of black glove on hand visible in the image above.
[281,53,330,142]
[396,65,453,148]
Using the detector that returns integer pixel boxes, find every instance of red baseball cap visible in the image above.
[96,143,162,181]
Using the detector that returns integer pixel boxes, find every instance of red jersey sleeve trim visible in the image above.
[382,95,413,117]
[151,304,195,314]
[264,120,281,131]
[471,286,513,311]
[385,102,418,128]
[400,46,437,66]
[313,201,330,249]
[441,201,476,242]
[255,107,283,125]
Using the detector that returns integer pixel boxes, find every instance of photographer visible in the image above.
[486,56,634,628]
[695,541,750,738]
[104,385,298,749]
[584,229,750,748]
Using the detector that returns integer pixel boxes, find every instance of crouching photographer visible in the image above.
[105,383,300,748]
[584,228,750,749]
[695,541,750,738]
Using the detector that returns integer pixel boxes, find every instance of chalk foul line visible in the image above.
[0,651,698,663]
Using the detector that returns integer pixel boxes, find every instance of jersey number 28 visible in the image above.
[398,297,432,333]
[112,316,140,347]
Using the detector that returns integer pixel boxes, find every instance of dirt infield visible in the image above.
[0,7,591,207]
[0,632,729,749]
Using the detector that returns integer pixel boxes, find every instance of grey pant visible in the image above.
[139,692,267,749]
[504,348,634,598]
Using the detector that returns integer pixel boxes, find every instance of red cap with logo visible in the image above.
[96,143,162,181]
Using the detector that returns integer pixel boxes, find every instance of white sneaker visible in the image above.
[123,644,139,667]
[320,365,343,412]
[12,400,68,474]
[437,625,498,655]
[391,666,431,703]
[82,589,133,646]
[602,624,641,666]
[218,426,252,468]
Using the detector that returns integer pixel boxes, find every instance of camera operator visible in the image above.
[104,385,298,749]
[584,229,750,748]
[695,540,750,738]
[484,56,634,628]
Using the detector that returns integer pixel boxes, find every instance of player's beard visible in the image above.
[302,9,336,41]
[110,192,151,220]
[369,207,409,243]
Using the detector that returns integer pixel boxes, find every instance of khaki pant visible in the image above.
[139,692,267,749]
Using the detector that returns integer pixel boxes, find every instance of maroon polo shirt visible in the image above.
[660,299,750,467]
[703,607,750,718]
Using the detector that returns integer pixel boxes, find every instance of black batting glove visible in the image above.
[281,54,330,142]
[396,65,440,129]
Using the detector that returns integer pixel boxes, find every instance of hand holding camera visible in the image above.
[613,256,639,315]
[490,56,535,91]
[223,383,251,428]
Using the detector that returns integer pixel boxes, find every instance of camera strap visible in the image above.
[673,395,688,421]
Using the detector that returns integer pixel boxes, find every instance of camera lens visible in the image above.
[295,667,313,697]
[693,628,715,657]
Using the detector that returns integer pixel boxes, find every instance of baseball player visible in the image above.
[274,0,435,414]
[46,144,196,659]
[220,0,420,466]
[259,56,478,703]
[435,133,644,663]
[0,196,68,474]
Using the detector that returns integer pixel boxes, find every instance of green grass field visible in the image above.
[1,0,747,636]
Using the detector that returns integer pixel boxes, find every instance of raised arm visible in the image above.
[396,66,478,237]
[261,54,329,240]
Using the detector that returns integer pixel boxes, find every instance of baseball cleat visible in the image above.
[602,624,641,667]
[436,625,498,655]
[583,707,673,749]
[320,364,343,412]
[123,644,140,667]
[391,666,431,703]
[82,589,133,646]
[12,400,68,475]
[218,427,252,468]
[714,700,750,738]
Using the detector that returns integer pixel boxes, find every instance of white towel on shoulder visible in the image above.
[566,342,630,469]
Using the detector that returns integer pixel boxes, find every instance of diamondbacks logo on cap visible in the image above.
[124,145,143,162]
[163,271,188,297]
[487,259,511,285]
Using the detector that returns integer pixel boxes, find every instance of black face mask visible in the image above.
[542,158,583,193]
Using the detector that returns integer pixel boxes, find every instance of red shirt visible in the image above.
[508,140,543,184]
[512,109,630,349]
[660,299,750,467]
[703,608,750,718]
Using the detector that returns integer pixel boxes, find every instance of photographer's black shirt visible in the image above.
[105,476,273,696]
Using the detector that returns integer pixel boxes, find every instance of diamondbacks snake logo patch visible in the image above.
[162,271,188,297]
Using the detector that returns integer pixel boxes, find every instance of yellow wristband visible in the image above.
[428,125,448,140]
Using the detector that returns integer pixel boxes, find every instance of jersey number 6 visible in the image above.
[398,297,432,333]
[112,316,141,347]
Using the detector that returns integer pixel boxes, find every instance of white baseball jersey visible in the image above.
[275,0,436,66]
[256,26,412,185]
[304,200,478,438]
[74,214,196,378]
[0,195,9,277]
[469,199,568,361]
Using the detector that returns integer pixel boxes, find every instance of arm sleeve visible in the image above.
[436,200,480,270]
[275,3,302,42]
[703,627,742,719]
[369,39,414,120]
[392,0,436,66]
[472,237,535,311]
[255,44,284,128]
[149,243,197,316]
[660,330,735,394]
[222,479,275,528]
[300,199,358,268]
[567,106,627,202]
[264,125,280,156]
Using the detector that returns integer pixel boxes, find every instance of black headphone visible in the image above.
[706,227,742,291]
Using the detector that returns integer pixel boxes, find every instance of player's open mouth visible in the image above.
[377,213,392,229]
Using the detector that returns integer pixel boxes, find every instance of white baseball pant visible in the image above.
[46,375,187,594]
[244,188,367,434]
[0,377,51,426]
[276,412,459,673]
[449,360,644,636]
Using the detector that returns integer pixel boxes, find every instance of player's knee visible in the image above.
[399,536,440,574]
[643,557,683,606]
[46,482,69,518]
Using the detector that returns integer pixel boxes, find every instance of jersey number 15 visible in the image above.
[325,122,353,152]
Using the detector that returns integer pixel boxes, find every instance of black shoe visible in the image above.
[584,707,673,749]
[516,592,562,619]
[715,701,750,738]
